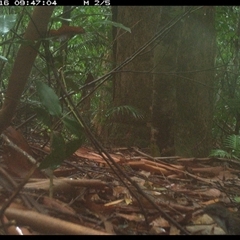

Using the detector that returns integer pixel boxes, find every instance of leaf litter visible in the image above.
[1,126,240,235]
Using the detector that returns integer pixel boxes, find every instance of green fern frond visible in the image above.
[106,105,144,121]
[210,134,240,160]
[224,134,240,151]
[209,149,233,158]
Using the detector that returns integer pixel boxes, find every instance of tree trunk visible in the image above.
[111,6,216,157]
[111,6,161,147]
[175,7,216,157]
[151,7,181,156]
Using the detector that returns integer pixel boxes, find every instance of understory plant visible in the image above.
[209,134,240,159]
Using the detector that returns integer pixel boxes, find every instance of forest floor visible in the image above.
[0,126,239,235]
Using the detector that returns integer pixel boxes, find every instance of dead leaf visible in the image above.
[186,225,225,235]
[149,226,166,234]
[150,217,170,228]
[116,213,145,222]
[169,224,180,235]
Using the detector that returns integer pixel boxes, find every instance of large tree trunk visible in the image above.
[175,7,216,157]
[111,6,161,147]
[151,7,180,156]
[112,6,180,153]
[111,6,215,157]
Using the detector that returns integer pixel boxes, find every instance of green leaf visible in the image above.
[0,14,17,35]
[98,20,131,33]
[233,196,240,203]
[39,131,66,170]
[0,55,7,62]
[62,116,83,138]
[39,132,83,170]
[36,81,62,117]
[65,138,84,158]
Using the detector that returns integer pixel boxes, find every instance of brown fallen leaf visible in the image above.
[116,213,145,222]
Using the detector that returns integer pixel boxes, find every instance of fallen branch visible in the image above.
[5,207,111,235]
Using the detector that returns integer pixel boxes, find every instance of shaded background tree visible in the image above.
[110,6,159,148]
[111,6,216,157]
[174,6,216,157]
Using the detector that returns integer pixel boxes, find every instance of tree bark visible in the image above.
[111,6,161,147]
[175,7,216,157]
[111,6,216,157]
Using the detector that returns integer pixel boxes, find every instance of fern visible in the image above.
[224,135,240,152]
[105,105,144,121]
[210,134,240,159]
[209,149,233,158]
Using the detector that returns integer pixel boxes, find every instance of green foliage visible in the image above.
[39,131,66,170]
[233,196,240,202]
[35,80,85,170]
[213,6,240,146]
[209,134,240,159]
[106,105,145,121]
[23,6,124,169]
[209,149,233,159]
[39,130,84,170]
[91,104,145,134]
[35,107,52,128]
[224,134,240,151]
[0,55,7,62]
[0,14,17,34]
[97,20,131,33]
[65,138,84,157]
[35,81,62,117]
[62,116,83,138]
[0,13,17,62]
[0,7,34,88]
